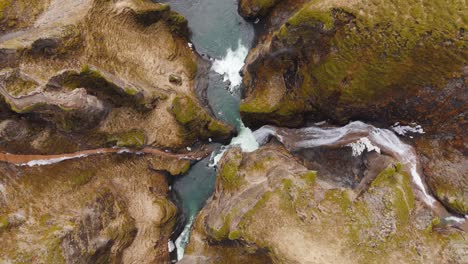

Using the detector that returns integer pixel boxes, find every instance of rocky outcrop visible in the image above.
[184,144,466,263]
[238,0,283,19]
[0,0,233,154]
[0,154,187,263]
[417,138,468,215]
[0,69,108,131]
[239,0,467,220]
[240,0,467,127]
[0,1,235,262]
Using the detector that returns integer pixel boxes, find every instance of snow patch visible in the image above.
[346,137,381,157]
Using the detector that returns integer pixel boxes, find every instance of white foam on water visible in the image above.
[230,121,259,153]
[391,122,425,136]
[209,147,227,167]
[210,121,259,167]
[168,240,176,253]
[346,137,381,157]
[212,40,249,92]
[20,154,89,167]
[175,216,194,261]
[444,216,466,223]
[117,149,131,154]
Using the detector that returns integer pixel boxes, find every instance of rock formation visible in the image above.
[183,144,466,263]
[238,0,467,215]
[0,0,233,155]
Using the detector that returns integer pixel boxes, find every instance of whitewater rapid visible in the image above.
[253,121,436,205]
[212,40,249,93]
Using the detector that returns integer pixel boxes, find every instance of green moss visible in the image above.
[287,6,334,30]
[62,67,147,109]
[282,178,293,191]
[166,11,188,35]
[211,214,232,241]
[242,0,467,125]
[124,87,138,96]
[207,120,232,135]
[45,237,66,264]
[219,153,244,192]
[323,189,353,211]
[0,214,9,231]
[0,1,13,20]
[371,167,415,226]
[70,171,94,188]
[301,170,317,184]
[228,229,242,240]
[425,217,441,233]
[171,94,232,141]
[108,129,146,149]
[179,161,191,174]
[171,95,198,125]
[183,56,198,80]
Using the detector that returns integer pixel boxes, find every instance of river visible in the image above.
[158,0,256,261]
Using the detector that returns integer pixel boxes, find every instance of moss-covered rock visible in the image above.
[0,0,48,33]
[108,129,146,149]
[184,144,465,263]
[0,155,176,263]
[0,0,220,151]
[218,148,244,192]
[416,138,468,215]
[240,0,467,128]
[238,0,283,19]
[171,94,234,142]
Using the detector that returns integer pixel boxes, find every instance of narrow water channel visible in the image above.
[157,0,256,261]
